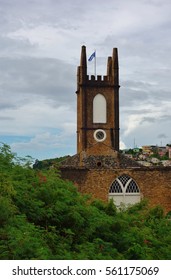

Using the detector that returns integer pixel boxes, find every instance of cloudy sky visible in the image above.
[0,0,171,160]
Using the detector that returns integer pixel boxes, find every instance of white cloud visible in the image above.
[120,140,127,150]
[0,96,76,136]
[10,129,77,160]
[0,0,171,158]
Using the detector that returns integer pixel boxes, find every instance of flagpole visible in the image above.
[94,49,96,78]
[88,50,96,77]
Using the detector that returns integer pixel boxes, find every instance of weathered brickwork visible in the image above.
[60,46,171,214]
[61,151,142,169]
[60,166,171,213]
[76,46,119,154]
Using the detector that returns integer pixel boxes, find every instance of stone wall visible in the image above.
[60,166,171,213]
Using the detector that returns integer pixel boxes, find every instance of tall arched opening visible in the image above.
[93,94,107,123]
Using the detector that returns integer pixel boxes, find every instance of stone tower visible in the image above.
[76,45,120,157]
[60,46,171,213]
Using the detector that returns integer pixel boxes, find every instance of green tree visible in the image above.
[1,143,171,260]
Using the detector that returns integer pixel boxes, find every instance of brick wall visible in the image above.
[60,167,171,213]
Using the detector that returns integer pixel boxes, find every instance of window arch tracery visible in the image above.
[109,174,140,207]
[109,174,140,194]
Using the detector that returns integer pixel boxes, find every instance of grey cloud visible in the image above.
[158,133,167,139]
[120,78,171,109]
[140,115,171,124]
[120,86,150,107]
[0,116,14,120]
[160,115,171,122]
[0,0,88,33]
[0,99,20,110]
[0,0,171,157]
[140,117,156,124]
[122,80,156,90]
[0,35,37,55]
[122,109,151,114]
[0,57,76,109]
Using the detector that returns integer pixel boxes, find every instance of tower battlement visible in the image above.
[77,46,119,88]
[78,74,119,87]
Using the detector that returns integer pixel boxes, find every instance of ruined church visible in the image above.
[60,46,171,213]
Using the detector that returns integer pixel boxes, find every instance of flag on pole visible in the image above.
[88,51,96,61]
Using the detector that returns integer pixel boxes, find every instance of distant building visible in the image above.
[162,160,171,167]
[125,154,133,159]
[133,148,141,153]
[150,157,160,164]
[137,161,152,167]
[141,146,154,155]
[138,154,147,160]
[158,146,167,157]
[166,145,171,159]
[169,149,171,159]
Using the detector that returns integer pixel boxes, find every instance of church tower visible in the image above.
[60,45,171,213]
[76,45,120,156]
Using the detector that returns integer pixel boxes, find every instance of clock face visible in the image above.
[94,129,106,142]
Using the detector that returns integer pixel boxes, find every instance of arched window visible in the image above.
[93,94,106,123]
[109,174,140,207]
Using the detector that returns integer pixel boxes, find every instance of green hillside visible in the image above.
[0,143,171,260]
[33,155,70,170]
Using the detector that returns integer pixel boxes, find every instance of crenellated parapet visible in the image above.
[77,46,119,89]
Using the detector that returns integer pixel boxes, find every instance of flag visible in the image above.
[88,51,96,61]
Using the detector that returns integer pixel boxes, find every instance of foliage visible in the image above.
[33,156,70,170]
[0,143,171,260]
